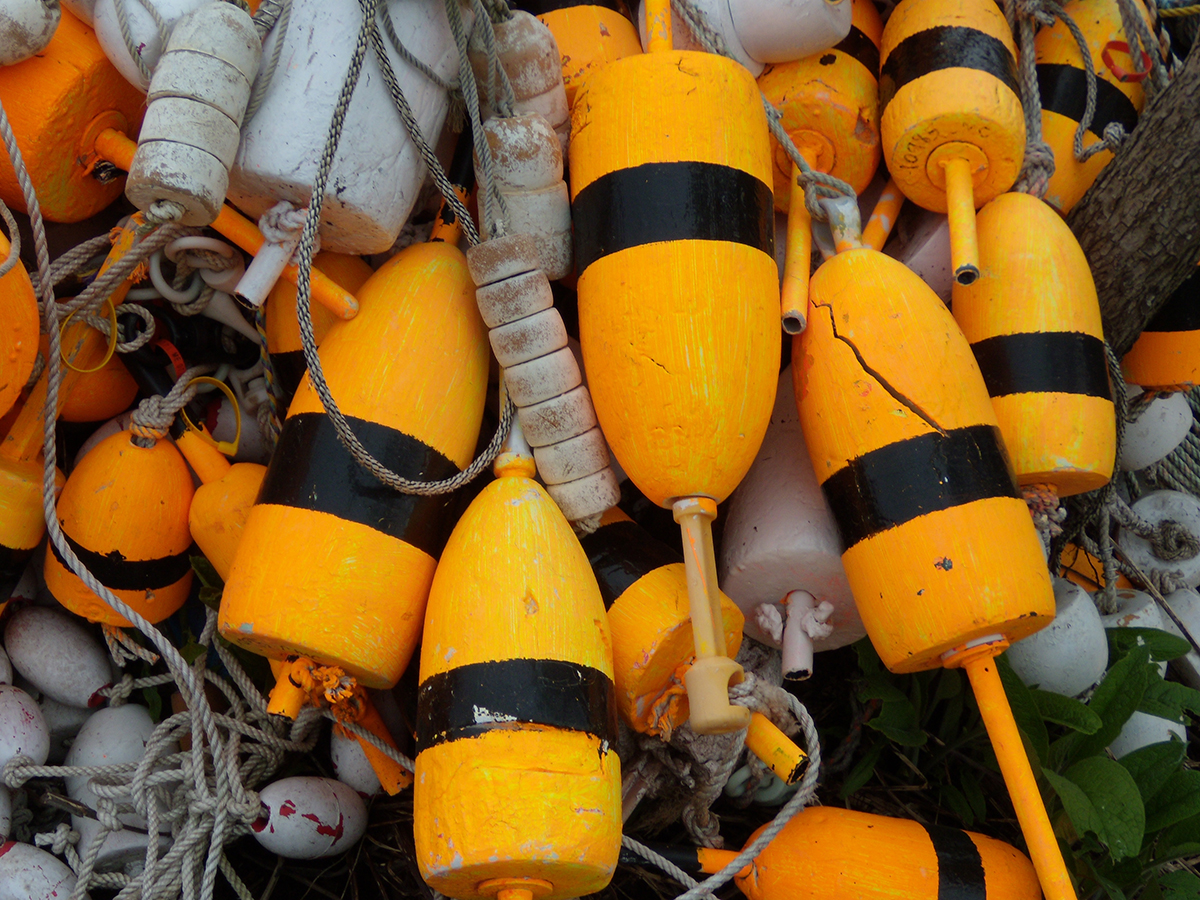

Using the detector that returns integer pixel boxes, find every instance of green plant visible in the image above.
[839,628,1200,900]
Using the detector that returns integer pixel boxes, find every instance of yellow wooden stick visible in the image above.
[941,155,981,285]
[780,165,811,335]
[644,0,672,51]
[745,712,808,784]
[861,177,905,251]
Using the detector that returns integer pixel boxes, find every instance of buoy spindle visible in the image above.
[781,166,811,335]
[940,153,980,284]
[674,497,751,734]
[951,643,1077,900]
[861,177,904,251]
[645,0,672,51]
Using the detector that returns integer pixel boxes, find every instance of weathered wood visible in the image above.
[1067,43,1200,357]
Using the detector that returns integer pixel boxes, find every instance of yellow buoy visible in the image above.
[1122,269,1200,391]
[44,429,195,626]
[0,231,38,422]
[414,438,620,900]
[570,0,778,733]
[657,806,1041,900]
[757,0,882,211]
[794,246,1073,900]
[219,242,489,689]
[1035,0,1152,214]
[953,192,1114,497]
[879,0,1024,284]
[0,9,145,222]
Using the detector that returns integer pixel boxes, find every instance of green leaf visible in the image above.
[865,695,928,747]
[1044,767,1106,846]
[998,655,1049,764]
[1063,757,1146,860]
[840,742,884,799]
[198,585,223,611]
[1031,688,1102,734]
[1157,812,1200,859]
[1157,870,1200,900]
[858,670,909,704]
[941,783,975,826]
[1139,678,1200,723]
[1107,627,1192,663]
[959,768,988,822]
[143,686,163,723]
[933,668,964,704]
[1118,740,1187,808]
[1146,768,1200,833]
[179,639,207,666]
[1071,646,1150,761]
[190,555,224,589]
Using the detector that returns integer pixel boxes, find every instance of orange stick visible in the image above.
[861,178,904,251]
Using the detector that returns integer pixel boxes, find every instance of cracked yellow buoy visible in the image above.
[879,0,1024,285]
[414,425,620,900]
[953,191,1114,497]
[569,0,778,734]
[219,242,489,689]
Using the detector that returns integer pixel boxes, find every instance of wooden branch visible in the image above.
[1067,43,1200,357]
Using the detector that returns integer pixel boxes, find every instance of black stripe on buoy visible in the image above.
[573,161,775,273]
[925,825,987,900]
[50,534,194,591]
[834,25,881,77]
[970,331,1111,400]
[257,411,461,559]
[1036,63,1139,139]
[1146,271,1200,333]
[0,545,33,583]
[821,424,1020,549]
[415,658,619,750]
[879,26,1019,113]
[579,520,681,609]
[269,350,307,400]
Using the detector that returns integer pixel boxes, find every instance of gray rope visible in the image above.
[1116,0,1171,94]
[326,713,416,771]
[245,0,290,123]
[622,836,701,890]
[48,234,112,287]
[1010,0,1056,194]
[378,2,454,91]
[0,195,20,278]
[112,0,171,83]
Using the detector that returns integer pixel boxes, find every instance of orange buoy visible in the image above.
[1035,0,1152,214]
[952,192,1114,497]
[0,8,144,222]
[569,0,778,733]
[1058,542,1133,592]
[44,428,195,626]
[219,242,489,689]
[264,251,374,403]
[0,231,38,422]
[414,435,620,900]
[1122,269,1200,391]
[640,806,1041,900]
[879,0,1024,284]
[794,246,1072,900]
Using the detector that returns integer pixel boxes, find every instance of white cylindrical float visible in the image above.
[230,0,468,254]
[0,0,61,66]
[93,0,206,88]
[4,606,112,709]
[1164,587,1200,690]
[252,776,368,859]
[0,841,86,900]
[1118,491,1200,589]
[1119,389,1193,472]
[1100,589,1171,674]
[720,367,862,677]
[1005,579,1107,698]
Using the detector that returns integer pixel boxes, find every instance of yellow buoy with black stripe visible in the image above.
[265,251,374,405]
[793,246,1073,900]
[414,428,620,900]
[0,231,38,422]
[44,428,195,626]
[1035,0,1153,214]
[879,0,1024,285]
[953,191,1114,496]
[1122,268,1200,391]
[219,242,489,689]
[569,0,778,734]
[757,0,882,212]
[643,806,1041,900]
[516,0,642,110]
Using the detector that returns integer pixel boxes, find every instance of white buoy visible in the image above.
[1118,491,1200,589]
[93,0,206,88]
[0,841,89,900]
[0,0,60,66]
[330,729,382,797]
[1108,711,1186,759]
[720,368,862,673]
[1119,389,1193,472]
[252,776,368,859]
[1164,587,1200,690]
[1006,579,1108,697]
[4,606,111,708]
[0,685,48,767]
[1100,588,1173,676]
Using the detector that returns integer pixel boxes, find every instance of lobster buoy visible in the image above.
[219,242,489,688]
[0,841,84,900]
[481,114,572,279]
[757,0,882,210]
[879,0,1024,285]
[57,353,138,423]
[264,250,374,404]
[414,433,621,900]
[253,777,368,859]
[0,8,144,221]
[93,0,205,88]
[4,605,112,708]
[0,0,60,66]
[794,247,1072,900]
[1035,0,1152,214]
[470,11,570,155]
[0,231,38,422]
[1122,268,1200,391]
[44,428,195,625]
[952,192,1114,497]
[175,428,266,581]
[1117,490,1200,589]
[230,0,465,254]
[647,806,1041,900]
[467,233,620,523]
[1005,578,1107,698]
[1119,388,1193,471]
[126,2,261,226]
[570,6,778,732]
[720,369,862,675]
[517,0,641,109]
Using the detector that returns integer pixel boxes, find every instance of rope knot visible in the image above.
[1150,518,1200,562]
[144,200,186,228]
[35,822,78,856]
[258,201,320,258]
[2,754,37,790]
[100,672,138,706]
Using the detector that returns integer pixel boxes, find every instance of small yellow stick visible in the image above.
[861,178,904,251]
[674,497,751,735]
[745,712,809,784]
[644,0,672,52]
[780,165,811,336]
[953,647,1078,900]
[942,156,981,286]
